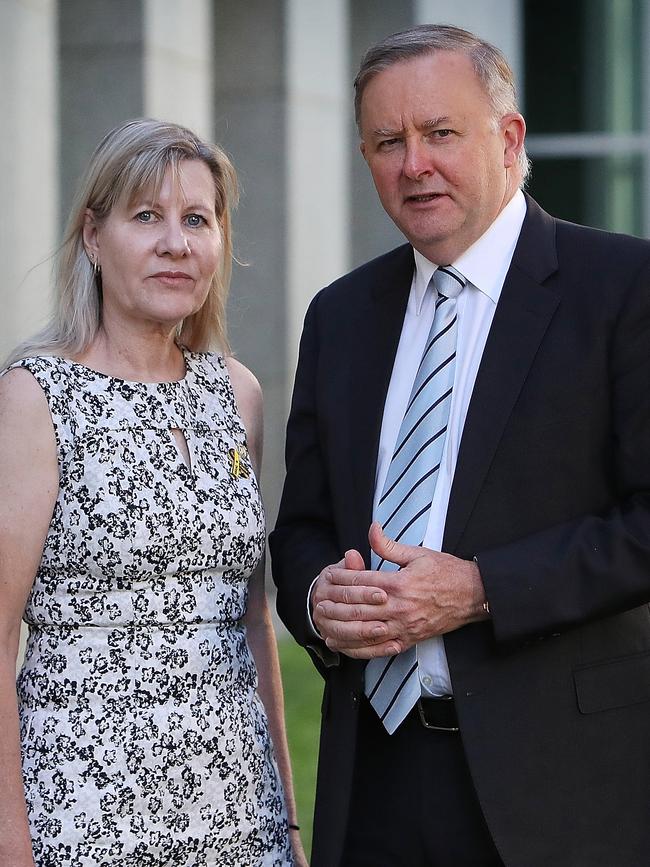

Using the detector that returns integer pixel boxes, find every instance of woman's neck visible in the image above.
[74,324,187,383]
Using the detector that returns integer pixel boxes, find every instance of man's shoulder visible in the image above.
[316,243,414,305]
[520,195,650,289]
[526,194,650,259]
[556,215,650,252]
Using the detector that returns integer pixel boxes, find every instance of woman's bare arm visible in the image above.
[227,357,308,866]
[0,369,59,866]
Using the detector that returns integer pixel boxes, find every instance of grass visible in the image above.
[278,636,323,857]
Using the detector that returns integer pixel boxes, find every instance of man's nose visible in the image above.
[156,221,190,257]
[402,139,434,180]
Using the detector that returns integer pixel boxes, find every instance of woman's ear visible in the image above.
[82,208,100,265]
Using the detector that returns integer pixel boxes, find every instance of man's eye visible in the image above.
[434,129,452,138]
[136,211,154,223]
[378,139,401,150]
[185,214,205,228]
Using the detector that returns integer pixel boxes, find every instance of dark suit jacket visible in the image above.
[270,196,650,867]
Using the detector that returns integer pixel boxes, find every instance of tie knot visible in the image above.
[432,265,466,300]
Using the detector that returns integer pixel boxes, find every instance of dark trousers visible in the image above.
[341,698,504,867]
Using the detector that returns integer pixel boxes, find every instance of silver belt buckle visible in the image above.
[417,696,459,732]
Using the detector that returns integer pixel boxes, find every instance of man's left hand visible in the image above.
[315,522,489,658]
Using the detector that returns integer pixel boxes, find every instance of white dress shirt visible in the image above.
[372,190,527,695]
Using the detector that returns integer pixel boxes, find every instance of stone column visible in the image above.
[286,0,350,359]
[0,0,58,358]
[415,0,523,89]
[212,0,289,529]
[58,0,145,219]
[349,0,415,268]
[144,0,213,137]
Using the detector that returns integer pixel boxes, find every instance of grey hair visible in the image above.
[354,24,531,183]
[6,118,238,366]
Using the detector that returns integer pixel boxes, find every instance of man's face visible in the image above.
[359,51,524,264]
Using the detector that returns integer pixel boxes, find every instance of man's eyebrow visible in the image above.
[371,116,453,137]
[422,116,452,129]
[372,127,404,137]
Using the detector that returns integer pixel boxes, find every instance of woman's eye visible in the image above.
[186,214,206,228]
[136,211,154,223]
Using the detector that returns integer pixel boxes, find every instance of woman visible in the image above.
[0,119,306,866]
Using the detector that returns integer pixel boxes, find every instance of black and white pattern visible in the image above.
[9,351,292,866]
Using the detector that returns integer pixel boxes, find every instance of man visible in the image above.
[270,24,650,867]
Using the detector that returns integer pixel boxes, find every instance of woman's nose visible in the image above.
[155,222,190,257]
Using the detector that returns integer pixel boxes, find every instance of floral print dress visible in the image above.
[10,351,292,867]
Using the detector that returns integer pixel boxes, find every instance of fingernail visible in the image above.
[372,626,385,637]
[372,591,383,603]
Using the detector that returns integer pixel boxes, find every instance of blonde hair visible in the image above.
[8,118,238,364]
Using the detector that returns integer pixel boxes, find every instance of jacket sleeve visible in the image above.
[269,291,341,671]
[478,254,650,644]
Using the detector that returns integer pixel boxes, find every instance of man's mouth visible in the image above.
[405,192,446,203]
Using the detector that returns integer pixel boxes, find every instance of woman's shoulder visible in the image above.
[4,355,76,405]
[4,354,72,383]
[223,355,263,469]
[224,356,262,403]
[0,363,54,429]
[187,350,262,405]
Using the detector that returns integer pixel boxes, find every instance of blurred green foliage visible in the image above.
[278,637,322,857]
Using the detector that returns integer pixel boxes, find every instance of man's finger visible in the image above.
[368,521,422,568]
[344,549,366,570]
[327,564,402,591]
[315,583,387,606]
[316,600,387,622]
[332,639,404,659]
[319,618,391,647]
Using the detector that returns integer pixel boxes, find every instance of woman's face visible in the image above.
[85,159,221,335]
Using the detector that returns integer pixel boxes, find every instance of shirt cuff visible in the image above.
[306,574,322,639]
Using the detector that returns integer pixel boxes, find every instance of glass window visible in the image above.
[526,155,644,236]
[523,0,648,236]
[524,0,643,135]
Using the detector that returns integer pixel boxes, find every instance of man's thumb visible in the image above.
[368,521,412,567]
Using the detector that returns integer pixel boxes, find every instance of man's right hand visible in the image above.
[311,549,401,659]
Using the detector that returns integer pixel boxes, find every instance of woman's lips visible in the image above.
[150,271,193,283]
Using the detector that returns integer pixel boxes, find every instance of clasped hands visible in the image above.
[311,522,488,659]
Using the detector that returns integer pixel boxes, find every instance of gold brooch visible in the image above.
[228,445,250,479]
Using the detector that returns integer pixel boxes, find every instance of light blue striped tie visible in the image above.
[365,265,466,733]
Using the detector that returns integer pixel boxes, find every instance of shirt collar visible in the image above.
[412,189,527,314]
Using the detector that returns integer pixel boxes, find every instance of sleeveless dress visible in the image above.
[10,351,292,867]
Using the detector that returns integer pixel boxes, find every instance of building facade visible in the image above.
[2,0,649,528]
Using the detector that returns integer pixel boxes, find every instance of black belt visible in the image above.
[415,696,459,732]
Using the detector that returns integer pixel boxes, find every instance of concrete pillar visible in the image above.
[212,0,289,529]
[0,0,58,358]
[286,0,350,360]
[58,0,145,220]
[349,0,415,268]
[144,0,213,137]
[415,0,523,94]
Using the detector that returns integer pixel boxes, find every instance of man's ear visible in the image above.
[82,208,100,264]
[501,112,526,170]
[359,140,367,161]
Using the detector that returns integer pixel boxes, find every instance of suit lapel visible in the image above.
[346,245,414,560]
[443,198,561,553]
